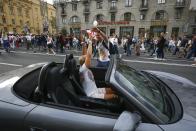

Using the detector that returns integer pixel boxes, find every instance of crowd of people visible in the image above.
[0,31,196,65]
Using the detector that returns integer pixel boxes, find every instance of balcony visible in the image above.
[139,4,148,11]
[175,1,185,8]
[83,8,90,14]
[69,22,81,27]
[109,7,117,13]
[151,19,168,26]
[83,0,90,4]
[61,11,67,17]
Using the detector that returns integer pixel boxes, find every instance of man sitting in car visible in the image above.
[79,30,117,100]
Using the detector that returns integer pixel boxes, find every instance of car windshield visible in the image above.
[115,62,165,113]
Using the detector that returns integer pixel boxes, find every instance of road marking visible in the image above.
[0,62,23,67]
[122,59,196,67]
[140,57,192,62]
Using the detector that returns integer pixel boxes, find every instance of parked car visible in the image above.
[0,55,196,131]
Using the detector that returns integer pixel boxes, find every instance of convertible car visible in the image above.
[0,55,196,131]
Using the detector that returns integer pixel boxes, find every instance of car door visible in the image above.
[24,104,117,131]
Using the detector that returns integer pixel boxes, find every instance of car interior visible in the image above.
[13,54,137,116]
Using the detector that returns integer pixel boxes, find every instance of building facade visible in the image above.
[54,0,196,38]
[0,0,56,34]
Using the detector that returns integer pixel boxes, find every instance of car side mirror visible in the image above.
[113,111,141,131]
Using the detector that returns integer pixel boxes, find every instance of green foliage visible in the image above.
[50,16,56,28]
[61,27,67,35]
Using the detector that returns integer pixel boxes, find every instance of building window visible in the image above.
[124,13,132,21]
[72,3,77,11]
[0,6,3,15]
[120,26,134,37]
[17,8,22,16]
[125,0,132,7]
[70,16,80,23]
[2,16,6,23]
[111,13,115,21]
[96,14,104,21]
[85,14,89,23]
[176,0,184,3]
[142,0,148,6]
[139,28,145,37]
[20,20,23,25]
[62,18,66,24]
[158,0,165,4]
[171,27,179,38]
[4,27,8,32]
[175,10,182,19]
[111,1,116,8]
[12,19,15,25]
[140,14,145,20]
[97,1,103,9]
[8,0,12,6]
[9,6,14,15]
[155,11,164,20]
[26,10,29,17]
[13,28,16,33]
[192,28,196,34]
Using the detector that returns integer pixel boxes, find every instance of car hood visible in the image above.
[0,63,46,106]
[145,70,196,122]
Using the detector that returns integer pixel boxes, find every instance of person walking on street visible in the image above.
[156,32,166,60]
[188,35,196,62]
[2,33,10,53]
[109,33,119,55]
[126,35,132,56]
[26,33,32,50]
[47,34,56,55]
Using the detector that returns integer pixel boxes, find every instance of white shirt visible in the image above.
[169,40,175,47]
[79,64,98,96]
[47,37,53,45]
[26,35,31,41]
[177,40,181,47]
[109,37,118,45]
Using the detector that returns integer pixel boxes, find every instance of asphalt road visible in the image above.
[0,49,196,84]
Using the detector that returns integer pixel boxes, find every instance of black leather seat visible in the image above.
[64,54,86,96]
[35,62,72,105]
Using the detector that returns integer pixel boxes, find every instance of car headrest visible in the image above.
[64,54,77,76]
[38,62,57,99]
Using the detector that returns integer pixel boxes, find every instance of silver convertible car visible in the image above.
[0,55,196,131]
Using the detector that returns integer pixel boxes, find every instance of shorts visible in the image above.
[90,88,106,99]
[47,44,53,48]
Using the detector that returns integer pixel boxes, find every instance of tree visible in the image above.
[50,16,56,33]
[61,27,67,36]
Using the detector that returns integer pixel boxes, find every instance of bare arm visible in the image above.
[82,42,87,55]
[92,27,108,42]
[84,40,92,68]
